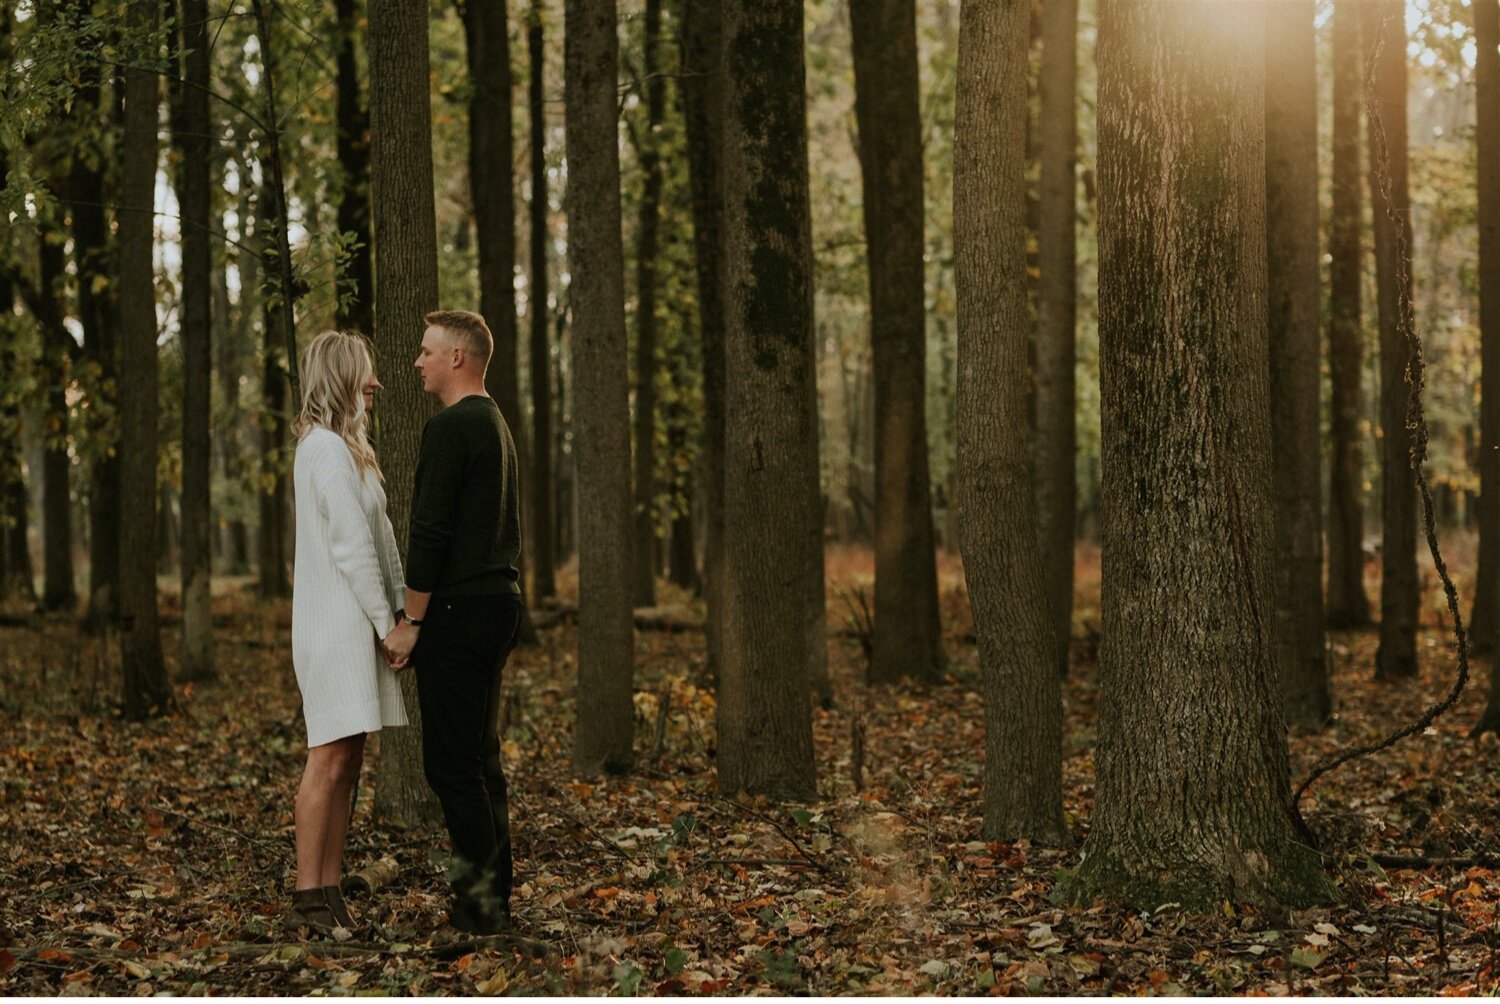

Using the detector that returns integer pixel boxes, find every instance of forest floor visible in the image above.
[1,538,1498,996]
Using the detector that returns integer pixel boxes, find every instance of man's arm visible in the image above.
[386,417,462,668]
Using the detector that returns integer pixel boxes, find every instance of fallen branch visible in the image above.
[726,799,832,874]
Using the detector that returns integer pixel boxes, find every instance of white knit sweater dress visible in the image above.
[291,427,408,747]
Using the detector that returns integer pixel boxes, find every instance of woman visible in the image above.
[286,330,407,934]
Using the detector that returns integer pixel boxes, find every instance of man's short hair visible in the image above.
[424,309,494,372]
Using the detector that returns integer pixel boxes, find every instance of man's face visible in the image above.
[415,325,455,394]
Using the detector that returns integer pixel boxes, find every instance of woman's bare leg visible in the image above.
[320,735,366,886]
[294,734,365,891]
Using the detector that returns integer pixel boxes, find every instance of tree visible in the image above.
[1265,0,1327,726]
[952,0,1063,842]
[679,0,725,680]
[526,0,555,601]
[333,0,374,334]
[367,0,442,825]
[1363,0,1418,681]
[630,0,664,609]
[1033,0,1077,678]
[256,168,291,601]
[1326,0,1371,630]
[0,238,34,605]
[565,0,635,776]
[849,0,944,685]
[37,219,75,613]
[715,0,819,799]
[174,0,214,682]
[1068,0,1328,908]
[119,0,169,720]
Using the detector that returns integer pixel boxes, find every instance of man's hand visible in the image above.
[384,621,420,670]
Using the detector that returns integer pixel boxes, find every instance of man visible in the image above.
[384,309,524,935]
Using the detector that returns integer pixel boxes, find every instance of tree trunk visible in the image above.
[119,0,169,720]
[1326,0,1371,630]
[527,0,556,601]
[1033,0,1077,678]
[629,0,664,609]
[0,253,36,604]
[175,0,214,681]
[38,235,75,613]
[256,171,292,601]
[1265,0,1327,727]
[1469,0,1500,734]
[1363,1,1418,681]
[334,0,374,334]
[368,0,444,827]
[1069,0,1330,908]
[680,0,725,683]
[850,0,944,686]
[953,0,1063,843]
[566,0,636,776]
[715,0,819,800]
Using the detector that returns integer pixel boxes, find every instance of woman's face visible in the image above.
[361,368,382,413]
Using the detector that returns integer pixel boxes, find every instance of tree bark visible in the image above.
[566,0,636,776]
[1069,0,1329,908]
[367,0,444,826]
[175,0,214,681]
[1033,0,1077,678]
[1363,0,1418,681]
[953,0,1063,843]
[37,233,75,613]
[0,243,36,604]
[334,0,374,334]
[119,0,169,720]
[680,0,725,682]
[1326,0,1371,630]
[255,171,291,601]
[715,0,819,800]
[850,0,944,686]
[1265,0,1327,727]
[527,0,556,601]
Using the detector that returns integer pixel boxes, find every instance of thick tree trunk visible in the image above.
[1070,0,1329,908]
[527,0,556,601]
[334,0,374,334]
[367,0,444,826]
[1363,0,1419,681]
[1265,0,1328,727]
[119,0,169,720]
[175,0,214,681]
[1470,0,1500,734]
[715,0,819,800]
[0,260,35,604]
[38,236,75,613]
[256,173,292,600]
[680,0,725,682]
[1326,0,1371,630]
[1033,0,1077,678]
[850,0,944,686]
[953,0,1063,843]
[566,0,636,776]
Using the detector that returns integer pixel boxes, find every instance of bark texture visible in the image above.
[368,0,443,825]
[119,0,169,720]
[38,236,75,613]
[1034,0,1077,677]
[953,0,1063,843]
[1071,0,1329,908]
[566,0,636,775]
[1326,0,1371,630]
[1264,0,1327,727]
[1363,0,1418,680]
[334,0,374,334]
[255,174,291,601]
[527,0,555,600]
[630,0,664,609]
[850,0,944,685]
[715,0,819,799]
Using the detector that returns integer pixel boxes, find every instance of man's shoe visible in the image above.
[285,888,336,937]
[448,898,511,936]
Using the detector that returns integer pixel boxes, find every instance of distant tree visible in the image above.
[333,0,374,334]
[119,0,169,720]
[849,0,944,685]
[1069,0,1329,908]
[630,0,664,609]
[715,0,820,799]
[1326,0,1371,630]
[0,235,35,604]
[256,168,291,601]
[36,213,74,613]
[1265,0,1327,726]
[566,0,636,776]
[1470,0,1499,659]
[526,0,555,601]
[953,0,1063,842]
[1033,0,1077,677]
[1363,1,1418,681]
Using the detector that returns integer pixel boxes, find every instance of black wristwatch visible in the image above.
[406,615,425,628]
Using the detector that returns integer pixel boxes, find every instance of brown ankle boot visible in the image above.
[286,887,335,936]
[322,885,354,931]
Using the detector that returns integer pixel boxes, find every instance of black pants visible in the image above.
[412,593,524,916]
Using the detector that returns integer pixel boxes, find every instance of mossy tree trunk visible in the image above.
[1071,0,1330,909]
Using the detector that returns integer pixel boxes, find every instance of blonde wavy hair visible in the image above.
[292,330,383,482]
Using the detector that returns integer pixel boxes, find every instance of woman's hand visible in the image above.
[383,621,420,669]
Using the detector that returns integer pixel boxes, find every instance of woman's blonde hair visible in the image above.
[292,330,383,481]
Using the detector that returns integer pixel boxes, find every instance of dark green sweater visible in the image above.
[406,395,522,597]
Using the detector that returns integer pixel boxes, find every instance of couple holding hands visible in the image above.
[285,310,524,938]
